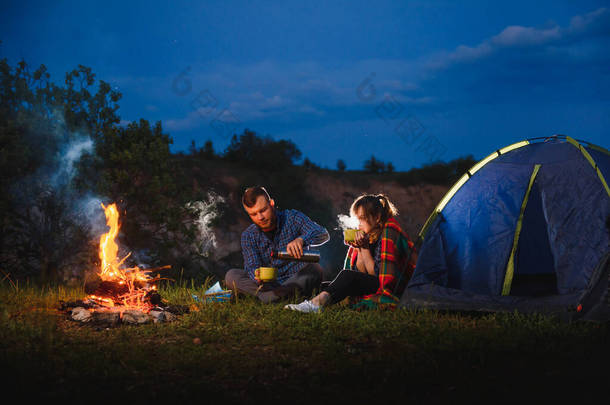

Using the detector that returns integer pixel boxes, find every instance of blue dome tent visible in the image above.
[400,136,610,321]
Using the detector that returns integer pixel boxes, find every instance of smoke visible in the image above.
[73,193,106,238]
[45,133,105,234]
[2,108,110,279]
[50,137,94,188]
[336,213,359,230]
[185,192,226,257]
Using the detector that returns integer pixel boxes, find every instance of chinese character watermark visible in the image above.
[356,73,447,163]
[172,66,242,138]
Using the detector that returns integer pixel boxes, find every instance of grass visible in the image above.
[1,280,608,404]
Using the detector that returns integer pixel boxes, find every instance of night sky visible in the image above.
[1,0,608,170]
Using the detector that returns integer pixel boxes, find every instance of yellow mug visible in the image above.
[255,267,277,282]
[343,229,358,243]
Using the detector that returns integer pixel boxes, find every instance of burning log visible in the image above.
[145,289,162,306]
[85,279,130,299]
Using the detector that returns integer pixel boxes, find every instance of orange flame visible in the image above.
[90,203,156,311]
[99,203,120,281]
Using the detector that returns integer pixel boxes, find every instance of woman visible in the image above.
[285,193,417,313]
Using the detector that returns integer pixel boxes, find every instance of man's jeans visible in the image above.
[224,263,323,303]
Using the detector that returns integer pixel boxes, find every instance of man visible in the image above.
[225,186,329,303]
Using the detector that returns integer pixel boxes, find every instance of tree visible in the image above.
[96,119,175,216]
[363,155,386,174]
[303,157,319,171]
[224,129,301,170]
[187,139,215,160]
[0,59,122,281]
[201,140,215,159]
[386,162,395,173]
[188,139,197,155]
[336,159,346,171]
[63,65,121,137]
[396,155,477,186]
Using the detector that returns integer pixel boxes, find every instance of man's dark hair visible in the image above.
[242,186,271,208]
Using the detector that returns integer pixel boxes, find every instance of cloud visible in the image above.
[426,7,608,71]
[159,57,423,131]
[144,7,610,144]
[164,107,222,132]
[568,7,610,36]
[491,25,561,47]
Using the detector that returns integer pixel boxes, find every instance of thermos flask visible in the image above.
[271,249,321,263]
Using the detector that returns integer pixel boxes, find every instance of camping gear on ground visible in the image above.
[255,267,278,282]
[271,249,321,262]
[400,136,610,321]
[192,281,232,303]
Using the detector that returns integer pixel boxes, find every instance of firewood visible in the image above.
[145,290,162,306]
[85,280,130,299]
[59,299,96,310]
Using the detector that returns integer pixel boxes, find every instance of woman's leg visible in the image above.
[323,270,379,304]
[285,270,378,313]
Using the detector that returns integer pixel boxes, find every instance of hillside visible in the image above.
[198,166,450,280]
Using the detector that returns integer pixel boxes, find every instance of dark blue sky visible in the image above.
[2,0,609,170]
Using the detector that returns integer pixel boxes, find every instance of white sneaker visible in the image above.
[284,300,321,313]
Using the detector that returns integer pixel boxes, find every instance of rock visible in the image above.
[92,310,121,326]
[149,310,166,323]
[71,307,92,322]
[149,310,177,323]
[122,309,151,324]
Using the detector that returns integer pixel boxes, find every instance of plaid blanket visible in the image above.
[343,217,417,309]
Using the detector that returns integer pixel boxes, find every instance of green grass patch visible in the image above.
[1,282,608,403]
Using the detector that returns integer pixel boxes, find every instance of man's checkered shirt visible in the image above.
[241,209,329,283]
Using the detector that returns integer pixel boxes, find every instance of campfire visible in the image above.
[86,202,167,310]
[63,203,187,325]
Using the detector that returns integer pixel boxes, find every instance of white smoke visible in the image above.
[336,213,359,230]
[185,192,226,257]
[73,194,106,237]
[7,121,109,280]
[48,135,106,237]
[51,136,94,188]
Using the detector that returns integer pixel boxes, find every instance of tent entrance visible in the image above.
[504,166,558,297]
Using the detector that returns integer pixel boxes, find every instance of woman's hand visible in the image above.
[355,242,376,275]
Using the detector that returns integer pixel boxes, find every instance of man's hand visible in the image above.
[254,268,263,284]
[286,237,304,259]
